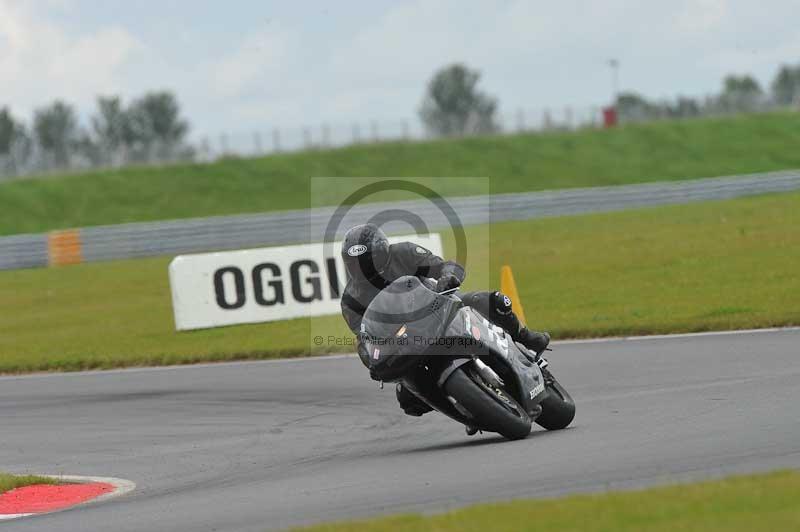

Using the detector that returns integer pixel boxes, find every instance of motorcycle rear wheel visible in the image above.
[444,365,532,440]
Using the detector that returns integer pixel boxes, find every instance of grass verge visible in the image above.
[1,191,798,373]
[288,470,800,532]
[0,473,56,495]
[1,112,799,235]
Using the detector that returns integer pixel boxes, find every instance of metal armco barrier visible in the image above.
[1,170,799,271]
[0,233,48,270]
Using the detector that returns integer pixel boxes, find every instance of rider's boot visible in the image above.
[488,291,550,354]
[396,383,433,417]
[516,328,550,355]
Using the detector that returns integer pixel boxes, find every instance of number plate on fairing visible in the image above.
[460,308,547,410]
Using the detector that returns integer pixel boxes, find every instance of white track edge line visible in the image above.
[553,326,800,345]
[1,326,798,381]
[51,475,137,503]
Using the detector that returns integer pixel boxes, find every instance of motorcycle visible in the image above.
[361,275,575,440]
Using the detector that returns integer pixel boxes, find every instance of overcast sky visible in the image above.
[2,0,799,139]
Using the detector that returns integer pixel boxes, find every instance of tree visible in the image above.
[419,64,498,137]
[615,92,656,122]
[771,64,800,106]
[92,96,131,150]
[0,107,31,177]
[33,101,80,168]
[90,95,133,165]
[126,91,190,161]
[671,96,701,118]
[719,75,763,112]
[0,107,26,156]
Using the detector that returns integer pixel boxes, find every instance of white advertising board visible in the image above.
[169,233,442,330]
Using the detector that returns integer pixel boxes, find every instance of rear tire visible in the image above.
[444,365,532,440]
[535,370,575,431]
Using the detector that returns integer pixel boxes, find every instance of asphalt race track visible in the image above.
[2,328,799,531]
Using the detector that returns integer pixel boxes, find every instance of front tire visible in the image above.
[535,370,575,430]
[444,365,532,440]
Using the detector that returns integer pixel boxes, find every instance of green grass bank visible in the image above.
[1,112,799,235]
[288,470,800,532]
[1,191,798,373]
[0,473,56,495]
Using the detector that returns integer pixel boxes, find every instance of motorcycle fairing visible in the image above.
[362,276,461,381]
[360,275,546,414]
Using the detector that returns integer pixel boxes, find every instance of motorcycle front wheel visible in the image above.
[444,365,532,440]
[535,369,576,431]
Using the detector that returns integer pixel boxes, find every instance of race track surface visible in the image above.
[2,329,799,531]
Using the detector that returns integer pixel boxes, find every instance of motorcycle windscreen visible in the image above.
[361,276,460,380]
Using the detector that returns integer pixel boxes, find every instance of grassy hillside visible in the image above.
[1,112,799,235]
[1,191,798,373]
[289,470,800,532]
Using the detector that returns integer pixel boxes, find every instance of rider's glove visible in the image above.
[435,273,461,293]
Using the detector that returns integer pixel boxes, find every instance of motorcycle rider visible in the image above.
[340,223,550,417]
